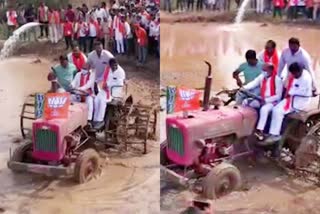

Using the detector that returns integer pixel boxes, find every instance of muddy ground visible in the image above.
[0,39,160,214]
[161,11,320,214]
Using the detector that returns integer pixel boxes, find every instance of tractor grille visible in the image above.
[35,129,58,153]
[168,126,184,156]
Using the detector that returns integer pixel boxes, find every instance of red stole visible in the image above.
[263,50,279,76]
[119,22,125,35]
[102,67,111,100]
[261,75,276,99]
[284,75,295,111]
[80,72,92,102]
[72,53,85,71]
[9,11,17,26]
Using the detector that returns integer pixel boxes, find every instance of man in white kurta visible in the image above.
[277,38,316,91]
[87,41,115,82]
[266,62,313,143]
[93,58,126,128]
[242,63,283,138]
[71,63,95,121]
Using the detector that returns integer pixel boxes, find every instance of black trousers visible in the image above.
[65,36,72,50]
[89,36,96,52]
[78,37,87,53]
[39,21,48,37]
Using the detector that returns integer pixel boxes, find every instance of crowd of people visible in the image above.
[5,0,160,65]
[233,37,315,144]
[163,0,320,22]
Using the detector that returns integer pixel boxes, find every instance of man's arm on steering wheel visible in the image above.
[243,74,263,91]
[233,69,243,87]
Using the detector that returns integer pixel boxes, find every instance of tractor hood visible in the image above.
[165,106,257,166]
[167,106,257,139]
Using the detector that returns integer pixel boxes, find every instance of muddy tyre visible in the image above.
[74,149,101,184]
[202,163,241,199]
[160,141,170,165]
[11,141,32,162]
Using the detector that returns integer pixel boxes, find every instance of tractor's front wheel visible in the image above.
[202,163,241,199]
[9,141,33,172]
[74,149,102,184]
[160,141,170,166]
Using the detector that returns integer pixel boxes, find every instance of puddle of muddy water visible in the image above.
[161,21,320,213]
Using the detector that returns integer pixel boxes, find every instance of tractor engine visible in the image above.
[198,137,234,165]
[32,103,88,163]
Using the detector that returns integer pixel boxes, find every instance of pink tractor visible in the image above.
[161,61,320,199]
[8,89,103,184]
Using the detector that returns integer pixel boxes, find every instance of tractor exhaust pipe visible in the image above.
[203,61,212,111]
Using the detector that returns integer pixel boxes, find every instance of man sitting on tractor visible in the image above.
[92,58,126,129]
[70,63,95,122]
[265,62,313,143]
[67,45,88,73]
[233,50,263,104]
[48,55,78,92]
[241,63,283,139]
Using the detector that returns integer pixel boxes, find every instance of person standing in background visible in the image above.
[256,0,265,13]
[6,7,17,38]
[38,1,49,38]
[124,15,132,56]
[313,0,320,20]
[306,0,314,20]
[24,4,37,41]
[68,45,88,72]
[63,18,73,50]
[288,0,298,21]
[97,17,106,48]
[273,0,285,18]
[65,4,76,23]
[17,4,26,41]
[76,17,89,53]
[88,16,98,52]
[134,23,148,65]
[48,8,60,44]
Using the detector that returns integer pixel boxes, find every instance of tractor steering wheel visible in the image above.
[238,88,263,102]
[216,88,238,106]
[70,88,90,97]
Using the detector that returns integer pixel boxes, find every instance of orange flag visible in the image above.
[174,87,201,112]
[43,93,70,120]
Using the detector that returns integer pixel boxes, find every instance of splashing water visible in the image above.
[234,0,252,24]
[0,22,41,60]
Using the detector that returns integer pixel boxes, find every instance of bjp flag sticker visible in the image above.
[174,88,201,112]
[43,93,70,120]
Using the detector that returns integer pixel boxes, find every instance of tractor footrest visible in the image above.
[7,161,73,177]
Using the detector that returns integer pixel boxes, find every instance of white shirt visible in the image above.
[67,52,88,65]
[124,22,132,38]
[244,74,283,104]
[89,22,97,37]
[289,70,313,110]
[6,11,17,26]
[278,47,316,88]
[94,8,108,21]
[71,71,95,92]
[149,21,159,37]
[104,66,126,98]
[88,50,115,82]
[78,22,88,37]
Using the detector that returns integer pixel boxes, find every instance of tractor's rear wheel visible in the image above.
[202,163,241,199]
[74,149,101,184]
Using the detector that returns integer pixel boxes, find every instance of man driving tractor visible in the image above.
[92,58,126,129]
[71,63,95,122]
[241,63,283,139]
